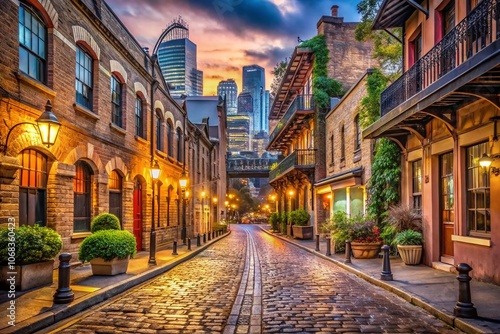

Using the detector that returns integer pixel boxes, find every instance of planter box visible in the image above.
[1,260,54,291]
[90,256,130,275]
[292,225,314,240]
[397,245,423,265]
[350,242,381,259]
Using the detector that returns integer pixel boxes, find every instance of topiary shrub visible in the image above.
[0,225,62,265]
[289,209,311,226]
[78,230,136,262]
[91,213,121,233]
[269,212,280,231]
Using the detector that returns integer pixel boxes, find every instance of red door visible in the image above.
[133,180,143,251]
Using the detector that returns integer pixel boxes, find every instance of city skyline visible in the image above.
[106,0,360,95]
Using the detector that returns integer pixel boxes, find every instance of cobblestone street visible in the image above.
[45,225,460,333]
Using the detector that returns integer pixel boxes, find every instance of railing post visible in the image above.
[380,245,393,281]
[53,253,74,304]
[345,240,351,264]
[454,263,478,318]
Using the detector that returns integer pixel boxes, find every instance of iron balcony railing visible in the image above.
[269,149,315,181]
[269,94,314,145]
[381,0,500,116]
[226,158,275,172]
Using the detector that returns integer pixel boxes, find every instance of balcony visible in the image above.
[267,94,314,151]
[269,149,315,183]
[380,0,500,117]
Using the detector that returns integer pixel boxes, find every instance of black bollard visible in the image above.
[326,238,331,256]
[53,253,75,304]
[187,237,191,250]
[315,235,320,252]
[345,240,352,264]
[380,245,393,281]
[203,233,206,243]
[454,263,478,318]
[197,234,201,247]
[213,230,216,239]
[172,240,178,255]
[208,231,212,241]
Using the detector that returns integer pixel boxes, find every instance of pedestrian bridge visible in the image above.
[226,157,275,178]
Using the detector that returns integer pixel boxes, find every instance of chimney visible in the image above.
[331,5,339,17]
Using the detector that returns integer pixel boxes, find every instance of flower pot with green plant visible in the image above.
[347,217,382,259]
[290,209,313,239]
[0,225,62,290]
[393,229,423,265]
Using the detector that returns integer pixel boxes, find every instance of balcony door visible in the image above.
[440,152,454,264]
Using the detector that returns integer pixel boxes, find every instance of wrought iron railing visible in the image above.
[269,94,314,145]
[269,149,315,181]
[381,0,500,116]
[226,158,275,172]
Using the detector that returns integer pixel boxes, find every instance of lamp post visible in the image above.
[179,171,188,244]
[149,159,161,265]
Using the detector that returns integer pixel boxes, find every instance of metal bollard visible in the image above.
[208,231,212,241]
[187,237,191,250]
[172,240,178,255]
[213,230,216,239]
[315,235,320,252]
[197,234,201,247]
[345,240,352,264]
[380,245,393,281]
[53,253,74,304]
[203,233,206,243]
[454,263,478,318]
[326,238,331,256]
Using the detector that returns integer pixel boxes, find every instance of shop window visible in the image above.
[76,46,93,110]
[19,2,47,83]
[466,142,490,237]
[350,187,364,217]
[74,161,93,232]
[333,189,346,213]
[19,149,47,226]
[109,170,122,224]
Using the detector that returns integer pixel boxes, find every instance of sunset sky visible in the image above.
[106,1,361,96]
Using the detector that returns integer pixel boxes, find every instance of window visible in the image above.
[436,1,456,75]
[74,161,93,232]
[176,128,182,161]
[167,121,173,157]
[329,134,334,165]
[466,142,490,237]
[19,149,47,226]
[19,2,47,83]
[440,152,454,225]
[109,170,122,224]
[111,75,123,127]
[412,160,422,211]
[340,125,345,162]
[75,47,93,109]
[135,96,144,138]
[156,112,163,151]
[354,115,361,151]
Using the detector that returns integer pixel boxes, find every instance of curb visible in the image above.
[6,232,231,334]
[259,227,489,334]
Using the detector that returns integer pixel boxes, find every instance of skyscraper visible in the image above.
[242,65,265,133]
[217,79,238,115]
[157,17,203,97]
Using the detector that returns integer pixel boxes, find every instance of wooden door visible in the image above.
[440,152,454,263]
[133,179,143,251]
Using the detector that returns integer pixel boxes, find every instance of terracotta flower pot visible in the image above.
[350,242,381,259]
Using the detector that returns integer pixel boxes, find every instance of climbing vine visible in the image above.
[300,35,344,111]
[359,68,387,129]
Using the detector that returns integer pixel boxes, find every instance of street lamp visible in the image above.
[179,170,188,244]
[149,159,161,265]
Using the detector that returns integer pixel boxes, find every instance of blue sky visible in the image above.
[106,0,361,94]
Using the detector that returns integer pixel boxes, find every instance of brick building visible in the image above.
[0,0,225,261]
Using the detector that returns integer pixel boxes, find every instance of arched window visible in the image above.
[111,74,123,127]
[156,112,163,151]
[176,128,183,161]
[76,46,93,110]
[74,161,93,232]
[19,2,47,83]
[135,95,145,138]
[19,149,47,226]
[167,121,173,157]
[109,170,122,224]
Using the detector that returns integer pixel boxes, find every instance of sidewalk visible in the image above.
[0,232,230,334]
[259,225,500,334]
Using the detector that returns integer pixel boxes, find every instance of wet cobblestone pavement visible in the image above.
[47,225,460,333]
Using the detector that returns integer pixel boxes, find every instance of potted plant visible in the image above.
[0,225,62,290]
[324,211,351,252]
[393,229,423,265]
[290,209,313,239]
[382,204,422,246]
[78,213,136,275]
[268,212,280,232]
[347,217,382,259]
